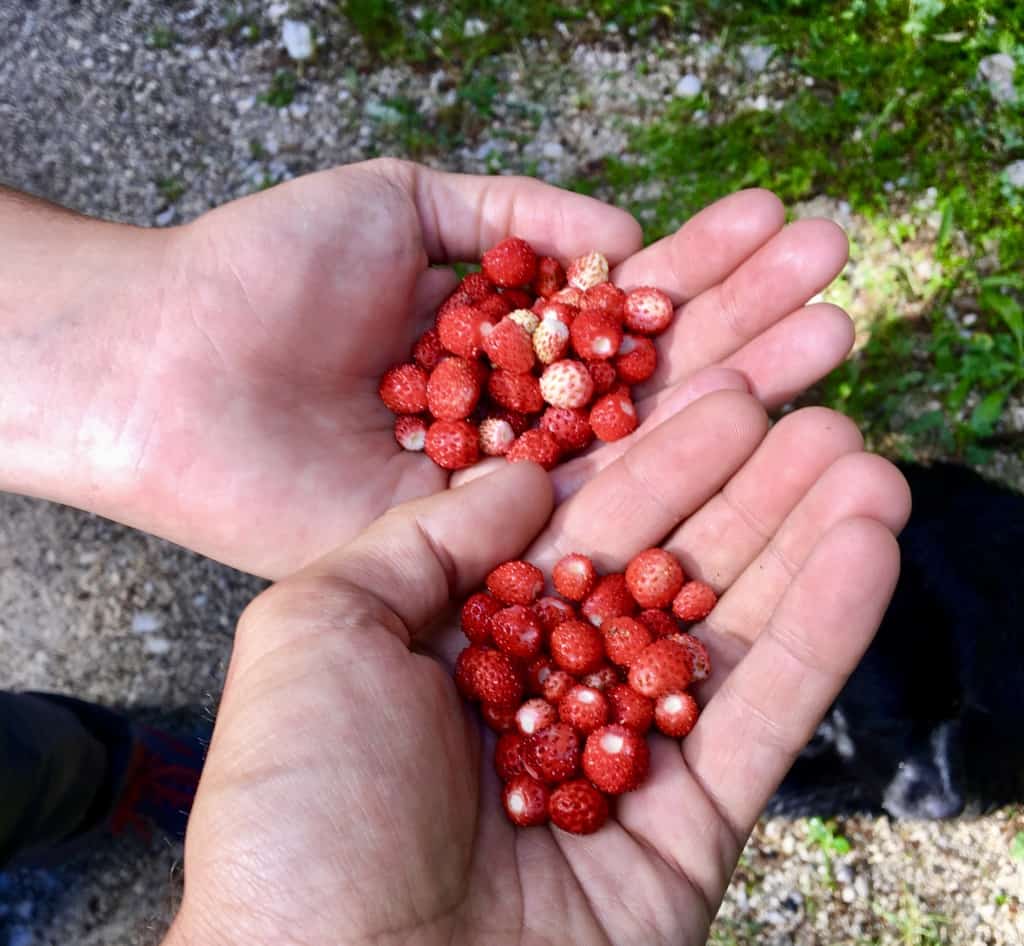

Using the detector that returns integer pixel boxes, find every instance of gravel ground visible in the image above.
[1,2,1023,944]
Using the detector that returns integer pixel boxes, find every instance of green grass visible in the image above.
[806,816,852,886]
[875,889,950,946]
[261,69,299,107]
[156,177,186,203]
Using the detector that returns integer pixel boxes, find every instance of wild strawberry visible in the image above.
[427,357,481,420]
[590,390,638,442]
[503,774,550,827]
[459,271,494,301]
[550,620,606,675]
[516,698,558,736]
[483,318,535,373]
[567,250,610,291]
[637,609,680,639]
[615,335,658,385]
[586,360,618,396]
[534,596,576,632]
[412,329,446,372]
[437,289,475,320]
[437,304,493,359]
[488,369,544,414]
[559,685,609,734]
[581,282,626,320]
[379,363,429,414]
[477,293,513,320]
[552,552,597,601]
[540,360,595,410]
[581,573,637,627]
[602,616,653,668]
[492,605,545,661]
[488,409,530,436]
[625,549,686,609]
[482,237,538,288]
[532,318,571,364]
[627,639,693,699]
[534,299,578,328]
[481,701,518,733]
[551,286,584,308]
[548,779,609,835]
[478,416,516,456]
[581,666,621,691]
[523,721,580,782]
[540,406,594,453]
[606,684,654,734]
[465,357,491,391]
[624,286,675,336]
[571,309,623,361]
[507,429,562,471]
[500,287,536,310]
[533,256,566,297]
[541,669,576,704]
[582,724,650,795]
[654,691,699,738]
[486,560,545,606]
[508,308,540,335]
[495,731,527,780]
[474,649,525,706]
[394,415,427,451]
[461,591,501,645]
[454,644,489,700]
[671,633,711,681]
[672,581,718,623]
[425,419,480,470]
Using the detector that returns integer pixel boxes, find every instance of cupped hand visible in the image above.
[167,392,909,946]
[121,159,851,578]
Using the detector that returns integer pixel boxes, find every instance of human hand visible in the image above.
[165,391,908,946]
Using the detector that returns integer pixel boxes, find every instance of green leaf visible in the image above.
[981,290,1024,351]
[904,409,946,434]
[1011,832,1024,861]
[969,389,1009,436]
[936,200,954,250]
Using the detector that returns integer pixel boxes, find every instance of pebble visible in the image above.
[282,20,314,62]
[1004,159,1024,189]
[979,53,1017,104]
[675,74,702,97]
[739,43,774,74]
[131,610,164,634]
[143,636,172,655]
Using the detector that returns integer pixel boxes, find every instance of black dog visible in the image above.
[767,462,1024,820]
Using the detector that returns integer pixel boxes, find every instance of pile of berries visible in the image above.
[454,547,717,834]
[378,236,677,471]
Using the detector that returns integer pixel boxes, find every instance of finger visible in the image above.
[610,188,785,303]
[528,390,769,572]
[413,266,459,322]
[683,517,901,834]
[380,159,644,265]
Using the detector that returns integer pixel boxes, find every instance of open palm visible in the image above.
[123,159,852,578]
[169,392,909,946]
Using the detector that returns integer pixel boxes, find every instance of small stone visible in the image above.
[675,74,702,97]
[267,2,289,21]
[1004,159,1024,189]
[282,20,314,61]
[979,53,1017,104]
[542,140,564,159]
[463,17,487,37]
[289,102,310,119]
[739,43,774,74]
[236,96,255,115]
[155,208,175,227]
[144,636,172,655]
[132,611,164,634]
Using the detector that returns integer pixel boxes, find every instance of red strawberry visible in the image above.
[550,620,606,675]
[672,581,718,623]
[581,282,626,320]
[532,318,571,364]
[474,649,525,706]
[437,304,493,359]
[541,668,576,704]
[482,237,538,288]
[559,685,609,734]
[582,724,650,794]
[548,779,609,835]
[459,271,494,301]
[581,573,637,627]
[602,616,653,668]
[566,251,610,291]
[481,701,518,733]
[454,644,488,700]
[379,363,429,414]
[412,329,446,372]
[437,289,475,320]
[488,409,530,436]
[627,638,693,698]
[523,721,580,782]
[425,419,480,470]
[606,683,654,734]
[625,549,686,609]
[667,633,711,681]
[580,665,621,691]
[534,596,576,632]
[624,286,675,335]
[615,335,657,385]
[488,369,544,414]
[525,655,555,695]
[495,731,527,780]
[540,406,594,453]
[551,286,584,307]
[478,416,516,456]
[492,605,545,661]
[540,360,595,409]
[534,299,578,327]
[507,429,562,471]
[552,553,597,601]
[589,390,638,442]
[654,691,699,738]
[486,560,545,606]
[500,287,536,310]
[533,256,566,297]
[586,359,617,395]
[461,591,501,645]
[507,308,540,335]
[427,358,481,421]
[483,317,535,373]
[571,309,623,361]
[503,774,550,827]
[637,609,680,639]
[477,293,513,320]
[515,698,558,736]
[394,415,427,451]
